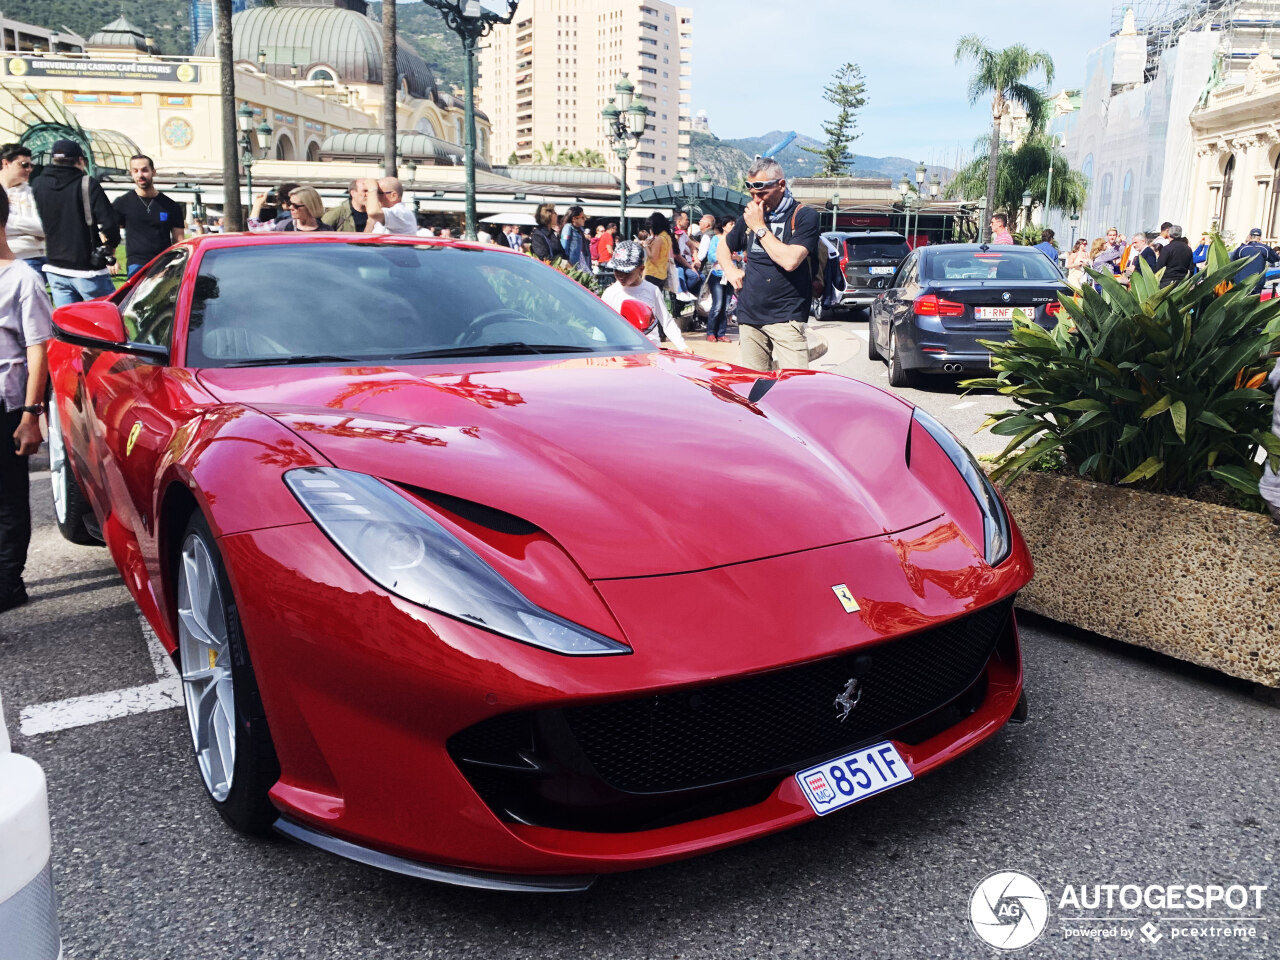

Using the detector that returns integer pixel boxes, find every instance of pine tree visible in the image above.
[803,63,867,178]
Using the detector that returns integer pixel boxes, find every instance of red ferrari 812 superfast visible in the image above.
[47,234,1033,891]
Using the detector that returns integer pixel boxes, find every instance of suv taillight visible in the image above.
[914,294,966,317]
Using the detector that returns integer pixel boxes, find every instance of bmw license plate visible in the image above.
[975,306,1032,321]
[795,741,914,815]
[869,266,895,275]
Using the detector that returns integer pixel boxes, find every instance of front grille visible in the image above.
[562,598,1014,792]
[448,599,1015,831]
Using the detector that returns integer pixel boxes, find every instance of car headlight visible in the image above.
[284,467,630,656]
[910,408,1011,566]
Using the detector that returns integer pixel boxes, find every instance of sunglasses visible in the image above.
[744,179,781,192]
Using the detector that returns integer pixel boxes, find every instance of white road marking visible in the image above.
[951,401,978,409]
[19,613,182,736]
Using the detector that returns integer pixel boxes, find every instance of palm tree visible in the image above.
[954,35,1054,241]
[382,0,397,175]
[948,132,1086,232]
[215,0,241,229]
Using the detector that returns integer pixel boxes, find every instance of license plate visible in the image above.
[975,306,1032,321]
[795,741,914,815]
[869,266,895,275]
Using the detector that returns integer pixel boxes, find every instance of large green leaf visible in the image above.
[1118,456,1164,484]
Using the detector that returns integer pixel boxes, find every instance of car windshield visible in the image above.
[184,242,654,367]
[926,250,1063,281]
[844,238,910,261]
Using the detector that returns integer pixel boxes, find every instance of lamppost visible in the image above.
[1069,210,1080,246]
[831,191,840,232]
[898,176,911,242]
[236,102,273,213]
[1044,132,1065,228]
[914,161,927,243]
[600,72,649,236]
[976,195,988,243]
[1022,189,1033,234]
[422,0,520,241]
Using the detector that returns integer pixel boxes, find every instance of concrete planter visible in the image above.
[997,470,1280,687]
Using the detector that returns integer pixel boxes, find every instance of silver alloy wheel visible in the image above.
[177,533,236,802]
[47,401,68,524]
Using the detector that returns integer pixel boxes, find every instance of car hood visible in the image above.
[197,354,946,579]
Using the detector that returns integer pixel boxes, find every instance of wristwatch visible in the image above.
[754,226,768,241]
[17,403,44,416]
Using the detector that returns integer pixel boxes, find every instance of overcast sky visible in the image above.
[690,0,1119,164]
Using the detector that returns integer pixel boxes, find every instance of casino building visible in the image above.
[0,1,658,222]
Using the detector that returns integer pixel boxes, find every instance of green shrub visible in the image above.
[963,239,1280,510]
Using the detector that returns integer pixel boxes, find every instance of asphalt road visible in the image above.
[2,336,1277,959]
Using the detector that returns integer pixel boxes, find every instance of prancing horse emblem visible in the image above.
[834,677,863,722]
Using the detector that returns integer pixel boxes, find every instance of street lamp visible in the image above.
[898,176,911,240]
[1069,210,1080,246]
[257,49,267,72]
[831,191,840,231]
[601,72,649,235]
[976,195,988,243]
[1045,132,1066,229]
[237,102,273,214]
[422,0,520,241]
[929,174,940,198]
[1022,189,1033,232]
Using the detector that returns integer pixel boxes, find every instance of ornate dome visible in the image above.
[87,16,156,54]
[194,5,437,100]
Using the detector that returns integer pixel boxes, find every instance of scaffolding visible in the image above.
[1112,0,1280,81]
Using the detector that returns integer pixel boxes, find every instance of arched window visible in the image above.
[306,140,320,162]
[274,133,296,161]
[1081,153,1094,183]
[1098,172,1113,224]
[308,67,335,82]
[1219,154,1236,226]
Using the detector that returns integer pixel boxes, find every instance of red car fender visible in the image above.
[147,407,332,652]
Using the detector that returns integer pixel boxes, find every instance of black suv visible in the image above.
[825,231,912,312]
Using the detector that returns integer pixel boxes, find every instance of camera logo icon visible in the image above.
[970,870,1050,950]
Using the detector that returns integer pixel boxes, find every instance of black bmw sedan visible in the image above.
[867,244,1070,387]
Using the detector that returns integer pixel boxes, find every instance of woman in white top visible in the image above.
[0,144,45,273]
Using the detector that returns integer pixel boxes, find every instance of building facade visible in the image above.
[1048,1,1280,245]
[479,0,692,187]
[1188,49,1280,242]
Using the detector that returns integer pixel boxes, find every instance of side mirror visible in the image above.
[53,301,167,362]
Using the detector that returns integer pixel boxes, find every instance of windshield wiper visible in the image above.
[388,342,598,359]
[223,354,373,367]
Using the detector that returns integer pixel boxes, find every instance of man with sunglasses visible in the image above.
[716,159,820,370]
[0,144,45,274]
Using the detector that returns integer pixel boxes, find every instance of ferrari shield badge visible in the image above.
[126,421,142,457]
[831,584,860,613]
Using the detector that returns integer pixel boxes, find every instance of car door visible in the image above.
[876,254,917,353]
[79,248,201,599]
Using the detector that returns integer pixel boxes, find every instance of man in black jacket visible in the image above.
[31,139,119,306]
[1154,224,1193,288]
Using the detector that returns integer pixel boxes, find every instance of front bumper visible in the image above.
[219,516,1032,882]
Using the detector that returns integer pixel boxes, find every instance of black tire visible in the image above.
[866,323,882,361]
[47,399,98,545]
[887,327,917,388]
[176,511,280,835]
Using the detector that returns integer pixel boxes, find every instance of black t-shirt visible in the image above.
[112,191,184,266]
[352,209,369,232]
[725,202,821,326]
